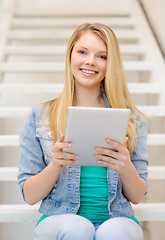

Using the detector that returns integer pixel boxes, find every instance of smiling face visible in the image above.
[70,31,107,92]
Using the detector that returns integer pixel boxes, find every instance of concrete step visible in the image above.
[0,135,19,146]
[148,166,165,180]
[8,29,140,41]
[0,166,164,181]
[0,203,165,222]
[0,134,164,147]
[12,17,135,28]
[137,106,165,116]
[4,45,145,56]
[0,107,31,117]
[0,167,18,181]
[147,134,165,145]
[0,106,164,118]
[132,203,165,221]
[0,83,160,94]
[0,204,41,222]
[0,83,64,93]
[15,7,130,18]
[0,61,152,72]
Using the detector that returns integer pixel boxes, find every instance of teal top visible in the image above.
[36,166,139,226]
[77,166,109,222]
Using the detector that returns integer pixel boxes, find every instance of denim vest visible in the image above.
[18,102,148,219]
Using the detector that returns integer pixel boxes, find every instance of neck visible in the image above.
[73,86,105,108]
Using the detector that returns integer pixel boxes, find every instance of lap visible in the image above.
[34,215,143,240]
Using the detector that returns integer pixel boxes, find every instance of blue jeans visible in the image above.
[34,214,143,240]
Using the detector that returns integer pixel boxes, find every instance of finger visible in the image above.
[95,147,118,159]
[97,160,119,173]
[52,134,65,152]
[106,138,123,152]
[58,134,65,142]
[124,136,129,148]
[52,152,78,161]
[97,158,116,168]
[52,141,72,152]
[95,154,117,165]
[55,141,72,150]
[55,159,76,166]
[124,137,129,143]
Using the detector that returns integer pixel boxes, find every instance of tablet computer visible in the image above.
[64,106,131,166]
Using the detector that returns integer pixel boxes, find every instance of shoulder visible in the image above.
[131,110,147,137]
[136,115,147,138]
[28,103,50,125]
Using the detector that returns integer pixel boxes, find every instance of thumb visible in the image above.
[124,136,129,144]
[124,136,129,148]
[58,134,65,142]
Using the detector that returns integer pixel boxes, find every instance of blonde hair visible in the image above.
[42,23,144,157]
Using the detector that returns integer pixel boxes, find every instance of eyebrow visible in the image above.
[78,46,107,54]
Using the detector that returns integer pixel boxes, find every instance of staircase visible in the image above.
[0,0,165,239]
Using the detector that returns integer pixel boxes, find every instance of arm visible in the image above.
[24,134,78,205]
[18,108,78,206]
[23,161,62,205]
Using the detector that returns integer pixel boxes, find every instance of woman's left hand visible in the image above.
[95,137,133,176]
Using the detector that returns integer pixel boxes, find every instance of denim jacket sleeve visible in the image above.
[17,107,46,200]
[132,114,148,194]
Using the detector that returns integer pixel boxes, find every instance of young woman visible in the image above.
[18,23,148,240]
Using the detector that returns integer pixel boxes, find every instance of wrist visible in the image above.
[120,161,135,179]
[49,161,65,174]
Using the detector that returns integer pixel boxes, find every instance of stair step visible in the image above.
[148,166,165,180]
[0,62,152,72]
[0,62,64,72]
[137,106,165,116]
[0,83,64,93]
[15,7,130,18]
[0,135,19,146]
[4,45,145,56]
[12,17,135,28]
[0,203,165,222]
[132,203,165,221]
[8,29,139,41]
[128,83,160,94]
[0,83,159,94]
[0,166,164,181]
[0,167,18,181]
[0,134,164,147]
[5,45,67,55]
[0,107,31,117]
[0,204,41,222]
[1,106,165,118]
[147,134,165,145]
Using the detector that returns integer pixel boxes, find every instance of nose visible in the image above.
[85,55,96,66]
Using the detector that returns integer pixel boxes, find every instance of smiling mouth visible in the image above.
[80,68,98,74]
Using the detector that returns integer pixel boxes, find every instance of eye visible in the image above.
[78,50,86,55]
[98,55,107,60]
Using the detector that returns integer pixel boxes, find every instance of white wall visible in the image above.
[140,0,165,57]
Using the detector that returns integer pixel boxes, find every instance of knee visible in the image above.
[96,217,143,240]
[34,214,95,240]
[62,215,95,240]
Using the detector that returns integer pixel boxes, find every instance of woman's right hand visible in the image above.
[51,134,78,172]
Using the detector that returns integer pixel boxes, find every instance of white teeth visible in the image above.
[82,69,96,74]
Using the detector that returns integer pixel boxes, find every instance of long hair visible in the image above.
[41,23,144,157]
